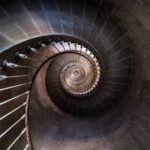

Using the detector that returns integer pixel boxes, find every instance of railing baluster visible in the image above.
[6,128,26,150]
[0,82,32,92]
[0,91,29,106]
[0,114,25,138]
[0,102,27,120]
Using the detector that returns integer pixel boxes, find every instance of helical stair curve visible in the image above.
[0,0,150,150]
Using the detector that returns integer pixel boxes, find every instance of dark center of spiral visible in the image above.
[60,53,100,96]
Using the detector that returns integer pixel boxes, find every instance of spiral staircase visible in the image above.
[0,0,150,150]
